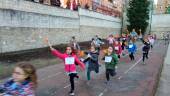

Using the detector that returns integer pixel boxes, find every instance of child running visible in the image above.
[142,38,150,64]
[103,46,119,84]
[0,62,37,96]
[148,35,155,50]
[83,46,99,83]
[121,33,127,51]
[113,41,122,59]
[45,38,85,96]
[127,40,137,61]
[69,36,80,55]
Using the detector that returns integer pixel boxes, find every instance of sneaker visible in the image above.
[75,75,79,79]
[69,91,75,96]
[104,81,108,84]
[143,62,146,65]
[104,81,110,85]
[69,92,75,96]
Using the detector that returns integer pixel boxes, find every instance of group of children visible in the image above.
[0,32,156,96]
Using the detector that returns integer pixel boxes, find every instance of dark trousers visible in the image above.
[87,66,99,80]
[118,55,120,59]
[69,73,77,92]
[129,52,135,60]
[151,45,153,49]
[143,52,149,62]
[106,69,116,81]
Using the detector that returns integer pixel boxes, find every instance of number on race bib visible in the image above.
[115,46,119,50]
[105,56,112,63]
[129,45,133,48]
[65,57,75,65]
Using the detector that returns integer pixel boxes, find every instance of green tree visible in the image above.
[166,6,170,14]
[127,0,150,34]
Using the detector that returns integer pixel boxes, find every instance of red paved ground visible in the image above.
[36,40,168,96]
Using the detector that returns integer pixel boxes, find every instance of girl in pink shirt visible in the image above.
[45,38,85,96]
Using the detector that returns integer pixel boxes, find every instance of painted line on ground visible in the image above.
[118,57,142,79]
[98,88,107,96]
[97,41,161,96]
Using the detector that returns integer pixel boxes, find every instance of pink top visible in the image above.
[114,44,122,55]
[52,49,85,73]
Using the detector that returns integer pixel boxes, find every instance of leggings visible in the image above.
[69,73,78,92]
[143,52,149,62]
[129,52,135,60]
[106,69,116,81]
[87,67,99,80]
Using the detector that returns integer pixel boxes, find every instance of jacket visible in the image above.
[0,79,35,96]
[142,41,150,53]
[104,53,118,69]
[52,49,85,73]
[113,43,122,55]
[83,51,99,71]
[127,43,137,53]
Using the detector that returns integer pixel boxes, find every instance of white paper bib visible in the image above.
[65,57,75,65]
[129,45,133,48]
[115,46,119,50]
[105,56,112,63]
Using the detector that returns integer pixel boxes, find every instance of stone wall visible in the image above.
[0,0,121,53]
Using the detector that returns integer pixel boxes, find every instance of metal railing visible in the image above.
[25,0,122,17]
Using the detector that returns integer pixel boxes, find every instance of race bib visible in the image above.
[65,57,75,65]
[115,46,119,50]
[105,56,112,63]
[129,45,133,48]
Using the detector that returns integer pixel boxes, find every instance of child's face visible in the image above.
[132,29,135,32]
[12,67,28,82]
[144,38,148,42]
[108,47,113,54]
[66,47,72,54]
[90,46,95,52]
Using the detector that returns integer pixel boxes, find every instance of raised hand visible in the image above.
[44,37,54,50]
[44,37,49,45]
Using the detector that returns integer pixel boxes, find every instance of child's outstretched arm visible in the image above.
[44,37,55,50]
[75,57,85,71]
[44,37,65,59]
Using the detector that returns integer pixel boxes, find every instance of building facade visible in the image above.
[155,0,170,14]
